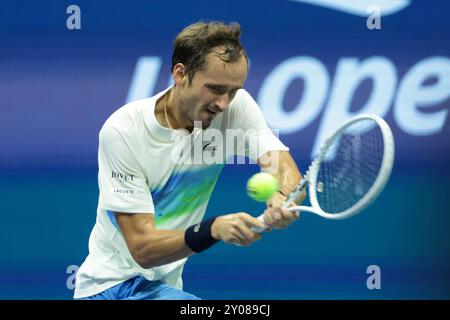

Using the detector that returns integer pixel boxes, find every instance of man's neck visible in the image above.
[166,88,194,132]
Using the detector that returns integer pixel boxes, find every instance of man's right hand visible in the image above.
[211,213,267,246]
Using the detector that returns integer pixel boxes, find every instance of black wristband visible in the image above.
[184,217,219,253]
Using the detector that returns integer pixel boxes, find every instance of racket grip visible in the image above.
[251,214,270,233]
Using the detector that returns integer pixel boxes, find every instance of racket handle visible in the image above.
[283,178,307,207]
[252,178,307,233]
[251,214,269,233]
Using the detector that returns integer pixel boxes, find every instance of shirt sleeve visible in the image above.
[229,89,289,160]
[97,125,155,214]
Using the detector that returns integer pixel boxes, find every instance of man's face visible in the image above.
[178,50,248,129]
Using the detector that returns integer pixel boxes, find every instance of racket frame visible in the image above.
[286,113,395,220]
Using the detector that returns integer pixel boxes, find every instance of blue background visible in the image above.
[1,0,449,299]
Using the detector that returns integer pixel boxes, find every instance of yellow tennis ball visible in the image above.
[246,172,279,202]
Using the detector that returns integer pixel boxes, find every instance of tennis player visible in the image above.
[74,21,305,300]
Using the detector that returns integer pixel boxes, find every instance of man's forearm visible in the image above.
[132,229,195,269]
[122,213,263,268]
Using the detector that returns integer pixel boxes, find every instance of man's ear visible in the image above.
[173,63,187,87]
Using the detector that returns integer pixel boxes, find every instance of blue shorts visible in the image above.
[78,276,201,300]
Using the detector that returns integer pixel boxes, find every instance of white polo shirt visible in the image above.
[74,88,288,298]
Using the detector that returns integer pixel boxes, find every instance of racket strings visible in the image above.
[316,120,384,214]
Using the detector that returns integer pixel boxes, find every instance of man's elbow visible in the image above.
[133,254,155,269]
[128,239,157,269]
[133,252,160,269]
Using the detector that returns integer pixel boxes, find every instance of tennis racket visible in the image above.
[253,113,395,232]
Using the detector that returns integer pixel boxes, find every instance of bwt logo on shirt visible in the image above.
[111,171,135,182]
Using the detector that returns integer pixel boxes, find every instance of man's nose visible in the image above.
[214,94,230,111]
